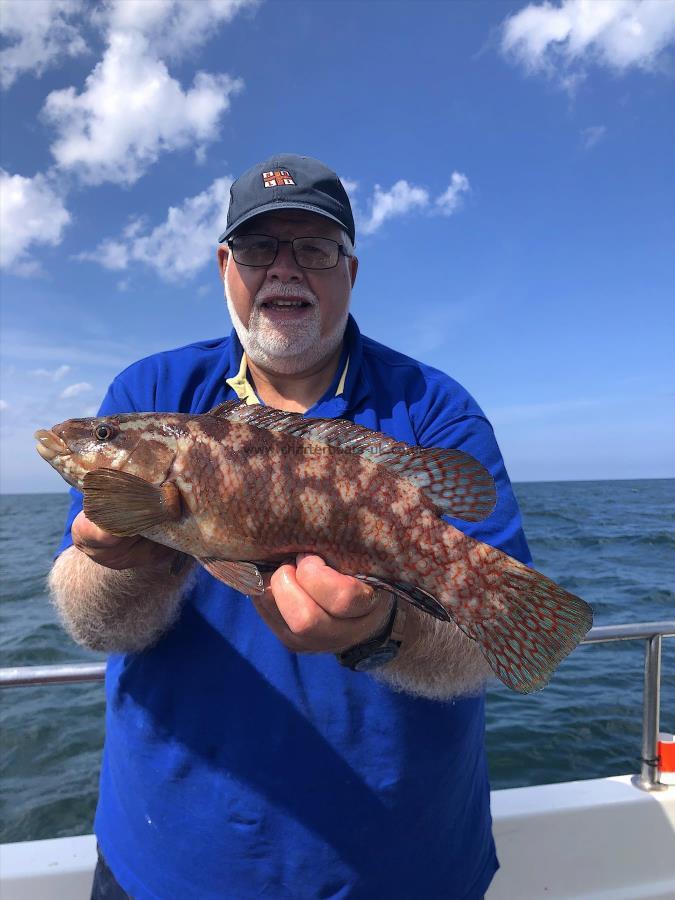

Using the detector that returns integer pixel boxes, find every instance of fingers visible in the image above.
[252,557,395,654]
[71,511,123,548]
[269,563,335,638]
[294,554,378,618]
[250,584,303,651]
[71,511,176,570]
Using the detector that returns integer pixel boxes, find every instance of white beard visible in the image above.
[225,282,350,376]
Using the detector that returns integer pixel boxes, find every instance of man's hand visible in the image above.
[250,553,394,654]
[71,511,178,570]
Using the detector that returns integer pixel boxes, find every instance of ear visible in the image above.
[217,245,229,280]
[348,254,359,287]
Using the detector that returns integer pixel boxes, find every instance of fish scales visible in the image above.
[181,417,423,576]
[34,401,593,693]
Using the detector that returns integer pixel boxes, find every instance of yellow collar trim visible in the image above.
[336,355,349,396]
[225,353,259,406]
[225,352,350,405]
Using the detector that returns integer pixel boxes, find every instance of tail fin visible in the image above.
[461,560,593,693]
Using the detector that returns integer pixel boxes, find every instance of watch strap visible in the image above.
[337,597,406,671]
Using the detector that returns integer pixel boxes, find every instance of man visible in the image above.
[50,154,532,899]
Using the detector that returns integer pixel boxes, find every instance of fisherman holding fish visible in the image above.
[41,155,591,900]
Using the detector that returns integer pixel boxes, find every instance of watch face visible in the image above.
[353,645,398,672]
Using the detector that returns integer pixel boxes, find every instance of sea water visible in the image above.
[1,480,673,841]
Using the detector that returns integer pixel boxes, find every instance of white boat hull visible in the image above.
[1,776,673,899]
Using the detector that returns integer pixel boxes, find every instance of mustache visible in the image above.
[254,283,318,307]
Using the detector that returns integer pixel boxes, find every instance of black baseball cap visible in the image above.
[218,154,355,245]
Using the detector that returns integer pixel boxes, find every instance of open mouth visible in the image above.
[34,429,68,462]
[260,299,312,310]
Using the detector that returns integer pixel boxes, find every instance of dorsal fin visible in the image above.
[208,400,244,417]
[206,401,496,522]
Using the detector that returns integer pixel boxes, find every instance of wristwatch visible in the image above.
[337,597,407,672]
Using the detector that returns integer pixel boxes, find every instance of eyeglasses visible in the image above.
[226,234,350,270]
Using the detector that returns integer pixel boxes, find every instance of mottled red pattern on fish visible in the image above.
[34,402,593,693]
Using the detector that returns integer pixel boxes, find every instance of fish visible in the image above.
[35,400,593,693]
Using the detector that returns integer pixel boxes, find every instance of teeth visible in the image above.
[266,300,306,307]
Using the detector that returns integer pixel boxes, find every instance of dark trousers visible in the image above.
[89,846,486,899]
[90,847,131,899]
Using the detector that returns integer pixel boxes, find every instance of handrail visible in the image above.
[581,621,675,643]
[582,620,675,792]
[1,620,673,789]
[0,661,106,687]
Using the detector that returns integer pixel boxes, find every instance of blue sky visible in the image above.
[1,0,674,493]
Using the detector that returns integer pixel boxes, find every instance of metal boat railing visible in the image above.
[580,621,675,791]
[1,620,673,790]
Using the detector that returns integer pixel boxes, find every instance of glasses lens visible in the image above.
[231,235,277,266]
[293,237,338,269]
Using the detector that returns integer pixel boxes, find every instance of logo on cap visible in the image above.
[262,170,295,188]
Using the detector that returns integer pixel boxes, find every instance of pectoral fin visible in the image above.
[199,558,265,595]
[83,469,182,537]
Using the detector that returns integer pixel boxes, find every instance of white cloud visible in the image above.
[43,29,243,185]
[340,177,359,197]
[0,169,71,272]
[502,0,675,81]
[436,172,471,215]
[361,180,430,235]
[78,169,471,276]
[29,365,72,381]
[79,239,130,271]
[80,172,472,271]
[102,0,258,61]
[0,0,87,90]
[357,173,471,235]
[60,382,93,399]
[581,124,607,149]
[79,175,232,279]
[5,0,255,184]
[0,399,9,411]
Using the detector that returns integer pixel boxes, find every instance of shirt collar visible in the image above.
[225,351,260,406]
[224,314,370,414]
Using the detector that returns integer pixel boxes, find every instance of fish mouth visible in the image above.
[34,429,69,462]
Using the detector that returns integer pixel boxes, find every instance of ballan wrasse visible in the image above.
[35,401,593,692]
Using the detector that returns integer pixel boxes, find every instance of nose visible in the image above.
[266,240,304,283]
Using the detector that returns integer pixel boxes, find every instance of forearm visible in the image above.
[373,606,494,701]
[48,546,196,653]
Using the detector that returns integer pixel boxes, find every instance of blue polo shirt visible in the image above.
[58,315,531,900]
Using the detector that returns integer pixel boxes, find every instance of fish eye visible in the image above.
[94,424,117,442]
